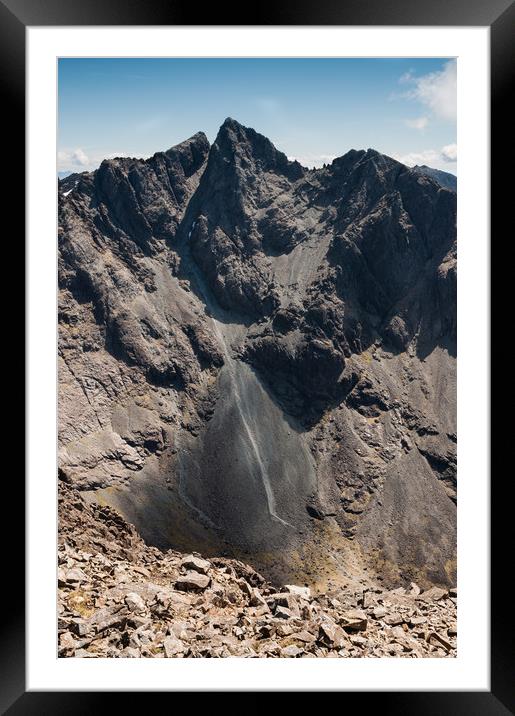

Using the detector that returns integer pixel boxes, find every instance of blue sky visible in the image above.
[58,57,457,175]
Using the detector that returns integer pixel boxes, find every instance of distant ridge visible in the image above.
[411,164,457,191]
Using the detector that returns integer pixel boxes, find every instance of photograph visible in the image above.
[57,56,458,660]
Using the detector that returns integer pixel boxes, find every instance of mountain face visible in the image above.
[58,118,456,589]
[411,165,457,192]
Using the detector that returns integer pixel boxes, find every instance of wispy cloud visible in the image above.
[404,116,429,131]
[399,70,414,84]
[57,148,90,171]
[393,143,457,172]
[402,60,457,122]
[441,143,457,162]
[57,148,134,172]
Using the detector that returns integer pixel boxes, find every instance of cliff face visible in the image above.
[58,118,456,589]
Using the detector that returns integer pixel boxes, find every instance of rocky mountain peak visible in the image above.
[212,117,305,179]
[164,131,210,176]
[58,119,457,598]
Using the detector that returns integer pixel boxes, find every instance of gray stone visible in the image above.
[284,585,311,600]
[124,592,146,613]
[409,616,427,627]
[175,572,211,592]
[280,645,304,657]
[180,555,211,575]
[341,610,368,631]
[163,636,186,657]
[371,607,387,620]
[428,632,453,652]
[419,587,448,601]
[319,621,348,649]
[290,632,314,647]
[275,606,295,620]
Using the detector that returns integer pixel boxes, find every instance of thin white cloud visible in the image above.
[394,149,440,166]
[393,144,457,172]
[399,70,414,84]
[403,60,457,122]
[441,143,457,162]
[57,149,134,172]
[405,116,429,130]
[57,148,90,171]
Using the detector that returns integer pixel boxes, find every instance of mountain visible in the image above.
[58,118,456,591]
[59,171,90,196]
[411,164,457,191]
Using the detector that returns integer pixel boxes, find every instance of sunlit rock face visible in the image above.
[59,118,456,588]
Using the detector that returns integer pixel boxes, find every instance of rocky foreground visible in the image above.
[58,481,457,658]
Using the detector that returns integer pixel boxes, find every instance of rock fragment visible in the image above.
[124,592,146,613]
[180,555,211,575]
[175,572,211,592]
[284,585,311,600]
[163,636,186,657]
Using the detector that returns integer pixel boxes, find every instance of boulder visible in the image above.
[419,587,448,602]
[163,636,186,657]
[409,616,427,627]
[428,632,452,652]
[175,572,211,592]
[268,592,301,617]
[180,555,211,575]
[280,645,304,657]
[124,592,146,613]
[340,609,368,632]
[318,620,349,649]
[291,630,316,644]
[383,613,403,627]
[284,585,311,600]
[371,606,387,620]
[275,606,295,620]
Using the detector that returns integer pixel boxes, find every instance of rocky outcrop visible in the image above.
[58,132,224,489]
[181,118,306,319]
[59,118,457,594]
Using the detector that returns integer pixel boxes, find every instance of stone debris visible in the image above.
[58,482,457,659]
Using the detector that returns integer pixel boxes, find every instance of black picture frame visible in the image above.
[6,0,510,711]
